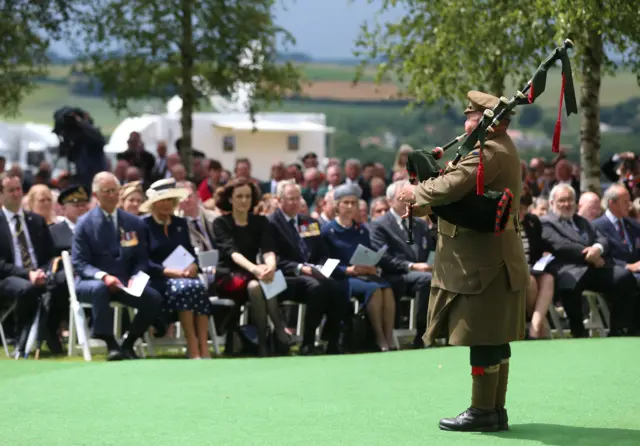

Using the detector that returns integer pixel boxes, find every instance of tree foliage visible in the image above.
[355,0,640,194]
[0,1,72,116]
[354,0,555,107]
[72,0,302,170]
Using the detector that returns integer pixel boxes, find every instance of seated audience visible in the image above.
[0,173,56,357]
[519,194,554,339]
[175,181,217,254]
[321,184,396,352]
[541,183,639,337]
[594,184,640,282]
[27,184,62,225]
[140,179,212,359]
[370,180,432,348]
[577,191,603,221]
[47,185,91,353]
[118,181,145,216]
[212,179,290,356]
[268,181,348,355]
[369,197,390,221]
[72,172,163,361]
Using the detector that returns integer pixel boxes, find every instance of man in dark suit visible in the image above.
[344,159,371,203]
[541,183,639,337]
[593,184,640,273]
[259,162,285,196]
[268,180,348,354]
[370,180,433,348]
[73,172,163,361]
[0,173,55,357]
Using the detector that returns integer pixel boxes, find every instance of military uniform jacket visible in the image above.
[414,131,528,346]
[414,132,529,295]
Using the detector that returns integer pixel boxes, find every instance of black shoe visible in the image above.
[121,347,140,360]
[106,349,124,361]
[298,344,316,356]
[412,337,425,349]
[326,343,344,355]
[439,407,500,432]
[496,408,509,431]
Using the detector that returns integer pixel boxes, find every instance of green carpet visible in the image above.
[1,338,639,445]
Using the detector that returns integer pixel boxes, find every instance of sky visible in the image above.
[50,0,406,59]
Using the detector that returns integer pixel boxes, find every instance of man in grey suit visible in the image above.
[370,180,433,348]
[541,183,639,337]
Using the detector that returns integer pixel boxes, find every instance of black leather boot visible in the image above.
[439,407,500,432]
[496,407,509,430]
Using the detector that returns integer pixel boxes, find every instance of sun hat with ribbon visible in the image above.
[138,178,190,213]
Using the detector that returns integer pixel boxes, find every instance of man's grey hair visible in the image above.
[386,180,408,201]
[92,171,120,193]
[549,183,576,202]
[602,184,627,209]
[345,158,361,168]
[276,179,299,198]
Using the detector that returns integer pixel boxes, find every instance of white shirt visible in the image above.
[389,208,404,230]
[2,207,38,268]
[64,217,77,233]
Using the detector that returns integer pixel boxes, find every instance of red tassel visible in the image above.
[528,82,535,104]
[471,366,485,376]
[552,73,566,153]
[476,148,484,195]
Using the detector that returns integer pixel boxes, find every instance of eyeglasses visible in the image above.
[98,188,119,195]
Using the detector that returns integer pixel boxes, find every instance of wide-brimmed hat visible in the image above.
[138,178,190,213]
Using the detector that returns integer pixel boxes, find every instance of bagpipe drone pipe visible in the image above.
[404,39,579,244]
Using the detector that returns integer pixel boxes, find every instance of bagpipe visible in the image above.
[405,39,579,244]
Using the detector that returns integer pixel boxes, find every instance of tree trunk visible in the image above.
[578,30,603,194]
[180,0,195,178]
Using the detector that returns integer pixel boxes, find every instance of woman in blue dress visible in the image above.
[140,179,212,359]
[322,184,396,351]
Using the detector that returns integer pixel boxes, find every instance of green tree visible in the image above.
[73,0,302,173]
[355,0,640,195]
[549,2,640,193]
[0,1,72,116]
[354,0,553,105]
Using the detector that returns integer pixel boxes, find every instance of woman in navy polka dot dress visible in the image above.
[141,179,213,359]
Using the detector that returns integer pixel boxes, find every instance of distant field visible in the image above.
[3,63,639,133]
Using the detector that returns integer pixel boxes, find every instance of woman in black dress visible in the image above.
[212,178,290,356]
[520,194,555,338]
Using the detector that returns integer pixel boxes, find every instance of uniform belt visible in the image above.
[456,218,517,233]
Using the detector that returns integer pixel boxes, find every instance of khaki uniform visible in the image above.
[414,132,528,346]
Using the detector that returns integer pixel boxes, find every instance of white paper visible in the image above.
[197,249,219,267]
[162,245,195,270]
[319,258,340,277]
[349,244,387,266]
[533,254,555,272]
[259,270,287,300]
[117,271,150,297]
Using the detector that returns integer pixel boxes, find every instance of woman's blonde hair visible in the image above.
[118,181,144,207]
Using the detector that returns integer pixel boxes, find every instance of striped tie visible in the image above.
[14,215,33,270]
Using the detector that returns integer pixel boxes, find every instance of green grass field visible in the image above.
[3,63,639,134]
[1,338,639,445]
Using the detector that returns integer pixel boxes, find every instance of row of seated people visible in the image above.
[520,182,640,338]
[0,171,434,360]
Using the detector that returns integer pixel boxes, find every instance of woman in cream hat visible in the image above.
[140,179,213,359]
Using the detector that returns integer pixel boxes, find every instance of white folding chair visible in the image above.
[0,302,17,357]
[583,291,609,337]
[392,295,418,348]
[62,251,138,361]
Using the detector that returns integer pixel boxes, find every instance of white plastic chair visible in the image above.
[0,302,16,357]
[62,250,137,361]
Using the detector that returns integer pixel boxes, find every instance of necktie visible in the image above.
[289,219,310,262]
[103,214,117,243]
[191,219,212,250]
[14,215,33,270]
[616,220,631,251]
